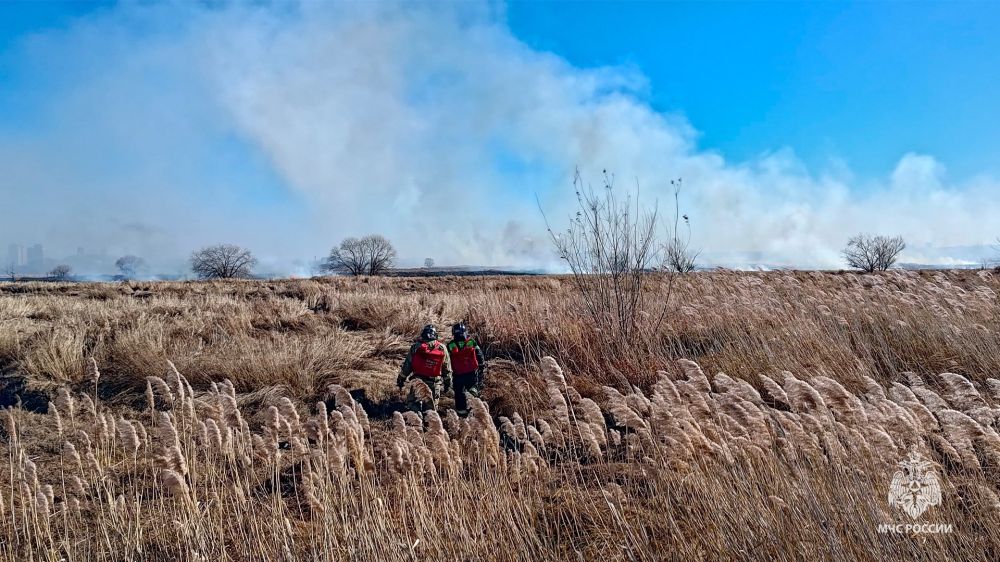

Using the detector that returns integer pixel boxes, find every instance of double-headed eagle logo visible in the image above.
[888,449,942,519]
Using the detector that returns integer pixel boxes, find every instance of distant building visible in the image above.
[6,244,26,266]
[26,244,43,267]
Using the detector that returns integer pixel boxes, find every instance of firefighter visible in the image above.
[447,322,486,416]
[397,324,452,411]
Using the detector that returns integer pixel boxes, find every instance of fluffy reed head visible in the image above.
[86,357,100,384]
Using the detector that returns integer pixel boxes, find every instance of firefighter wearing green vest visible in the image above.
[447,322,486,416]
[397,324,452,411]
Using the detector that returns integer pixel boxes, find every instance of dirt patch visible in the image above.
[0,368,50,413]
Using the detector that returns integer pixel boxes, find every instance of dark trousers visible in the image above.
[453,372,479,412]
[405,375,441,412]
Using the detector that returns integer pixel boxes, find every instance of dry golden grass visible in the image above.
[1,270,1000,560]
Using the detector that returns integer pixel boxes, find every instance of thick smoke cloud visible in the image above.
[2,1,1000,274]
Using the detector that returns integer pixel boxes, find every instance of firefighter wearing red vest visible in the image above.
[397,324,452,411]
[447,322,486,416]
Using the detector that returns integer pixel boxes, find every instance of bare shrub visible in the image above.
[664,240,697,273]
[542,169,666,344]
[843,234,905,273]
[323,234,397,276]
[49,264,72,280]
[190,244,257,279]
[115,255,146,279]
[662,179,699,273]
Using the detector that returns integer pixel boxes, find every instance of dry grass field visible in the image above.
[2,270,1000,560]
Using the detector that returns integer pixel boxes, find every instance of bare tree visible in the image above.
[323,235,397,276]
[843,234,905,273]
[991,238,1000,274]
[361,234,396,275]
[424,257,435,269]
[4,262,15,282]
[541,169,667,345]
[662,178,699,273]
[49,264,72,281]
[323,237,365,275]
[115,255,146,279]
[190,244,257,279]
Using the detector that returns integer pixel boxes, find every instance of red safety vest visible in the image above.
[411,341,446,377]
[448,339,479,375]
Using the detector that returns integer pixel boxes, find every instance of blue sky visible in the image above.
[1,1,1000,271]
[507,1,1000,180]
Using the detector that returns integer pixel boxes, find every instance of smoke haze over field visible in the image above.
[3,1,1000,274]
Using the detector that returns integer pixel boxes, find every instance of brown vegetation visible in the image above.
[2,270,1000,560]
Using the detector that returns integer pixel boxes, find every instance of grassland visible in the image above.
[2,270,1000,560]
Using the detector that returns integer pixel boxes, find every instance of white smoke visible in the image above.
[2,1,1000,272]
